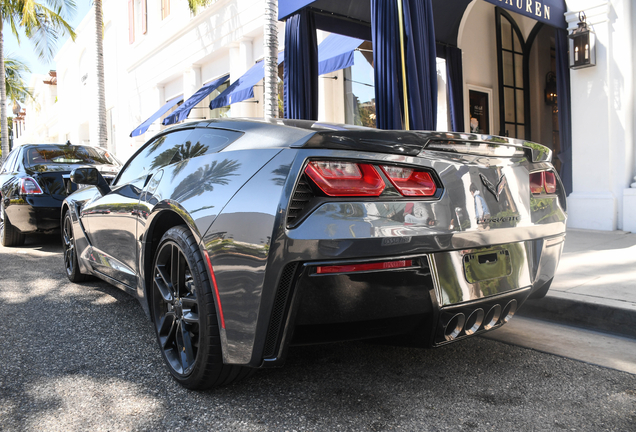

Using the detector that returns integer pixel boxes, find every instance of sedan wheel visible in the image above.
[151,225,252,389]
[0,202,25,247]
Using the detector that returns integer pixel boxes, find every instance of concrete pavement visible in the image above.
[520,228,636,339]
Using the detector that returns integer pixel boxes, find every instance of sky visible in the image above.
[4,1,92,83]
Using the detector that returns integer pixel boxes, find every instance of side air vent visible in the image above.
[286,176,315,226]
[263,262,299,359]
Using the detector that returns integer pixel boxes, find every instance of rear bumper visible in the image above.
[260,232,565,367]
[6,197,62,233]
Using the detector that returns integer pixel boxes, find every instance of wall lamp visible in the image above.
[544,72,557,106]
[568,11,596,69]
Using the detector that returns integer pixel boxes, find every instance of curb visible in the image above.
[518,292,636,339]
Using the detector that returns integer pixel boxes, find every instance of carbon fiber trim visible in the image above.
[263,262,299,358]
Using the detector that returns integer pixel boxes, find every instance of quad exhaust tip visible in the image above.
[501,299,517,323]
[483,304,502,330]
[441,299,519,342]
[464,308,485,335]
[444,313,465,341]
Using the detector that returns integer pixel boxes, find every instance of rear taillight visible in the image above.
[20,177,44,195]
[304,161,384,196]
[304,160,438,198]
[380,165,436,196]
[530,171,557,195]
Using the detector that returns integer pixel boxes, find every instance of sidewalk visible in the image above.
[519,228,636,339]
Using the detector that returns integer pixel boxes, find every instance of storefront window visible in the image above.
[497,9,527,139]
[342,45,450,131]
[344,49,376,128]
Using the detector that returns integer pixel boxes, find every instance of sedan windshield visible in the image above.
[24,145,121,167]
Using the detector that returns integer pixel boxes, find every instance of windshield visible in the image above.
[24,145,121,167]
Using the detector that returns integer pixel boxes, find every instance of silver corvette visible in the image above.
[62,119,566,389]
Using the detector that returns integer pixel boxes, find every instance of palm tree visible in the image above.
[4,56,32,104]
[263,0,278,119]
[0,1,76,162]
[94,0,106,149]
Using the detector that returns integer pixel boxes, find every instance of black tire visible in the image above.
[62,211,91,282]
[1,202,25,247]
[151,225,253,389]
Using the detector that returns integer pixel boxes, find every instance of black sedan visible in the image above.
[62,119,566,389]
[0,144,121,246]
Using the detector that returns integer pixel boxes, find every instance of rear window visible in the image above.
[24,145,121,167]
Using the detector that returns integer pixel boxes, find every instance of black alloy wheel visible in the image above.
[62,211,90,282]
[0,201,25,247]
[151,225,252,389]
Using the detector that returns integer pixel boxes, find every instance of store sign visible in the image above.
[483,0,567,29]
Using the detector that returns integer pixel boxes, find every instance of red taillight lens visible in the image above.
[529,172,544,194]
[305,161,384,196]
[380,165,436,197]
[530,171,557,195]
[20,177,44,195]
[544,172,556,194]
[316,259,413,274]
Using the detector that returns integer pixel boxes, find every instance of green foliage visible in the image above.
[1,1,77,62]
[4,55,32,103]
[187,0,216,14]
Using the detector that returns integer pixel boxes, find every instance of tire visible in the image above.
[62,211,91,282]
[150,225,253,389]
[1,202,25,247]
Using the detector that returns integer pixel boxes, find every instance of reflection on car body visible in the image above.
[61,119,566,389]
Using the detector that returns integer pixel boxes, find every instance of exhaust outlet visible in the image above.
[483,304,502,330]
[444,313,466,341]
[464,308,485,335]
[501,299,518,323]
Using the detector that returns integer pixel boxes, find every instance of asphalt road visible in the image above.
[1,234,635,431]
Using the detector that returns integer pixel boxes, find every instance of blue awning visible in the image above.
[318,33,363,75]
[210,35,361,110]
[130,96,182,137]
[279,0,316,20]
[470,0,566,29]
[210,52,285,110]
[163,74,230,126]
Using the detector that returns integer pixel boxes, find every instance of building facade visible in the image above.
[13,0,636,232]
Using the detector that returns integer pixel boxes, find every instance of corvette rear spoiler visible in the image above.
[298,130,552,163]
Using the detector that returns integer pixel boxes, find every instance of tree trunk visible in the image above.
[263,0,278,119]
[0,19,9,162]
[95,0,108,149]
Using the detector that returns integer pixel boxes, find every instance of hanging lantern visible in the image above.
[544,72,557,106]
[568,12,596,69]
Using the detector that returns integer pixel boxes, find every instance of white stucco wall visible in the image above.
[565,0,635,231]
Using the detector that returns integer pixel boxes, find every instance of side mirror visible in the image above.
[70,167,111,196]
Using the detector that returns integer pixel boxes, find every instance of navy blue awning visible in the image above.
[476,0,566,29]
[210,35,361,110]
[318,33,363,75]
[210,52,285,110]
[163,74,230,126]
[130,96,182,137]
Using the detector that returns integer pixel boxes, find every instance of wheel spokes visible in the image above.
[153,239,200,377]
[154,266,174,303]
[176,321,195,370]
[158,312,177,350]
